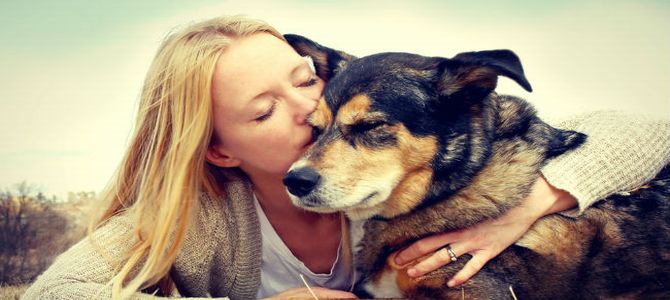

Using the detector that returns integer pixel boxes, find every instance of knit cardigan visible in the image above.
[22,111,670,299]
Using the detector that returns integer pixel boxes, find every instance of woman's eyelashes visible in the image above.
[255,101,277,123]
[298,77,318,88]
[253,75,317,123]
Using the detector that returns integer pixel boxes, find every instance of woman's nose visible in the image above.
[288,92,319,125]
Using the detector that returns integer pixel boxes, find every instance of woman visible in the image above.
[23,15,670,299]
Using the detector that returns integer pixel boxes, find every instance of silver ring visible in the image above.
[445,244,458,262]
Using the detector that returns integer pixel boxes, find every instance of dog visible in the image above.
[282,34,670,299]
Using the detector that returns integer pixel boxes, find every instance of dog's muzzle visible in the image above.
[283,167,321,197]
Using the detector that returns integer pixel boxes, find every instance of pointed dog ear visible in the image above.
[439,50,532,103]
[284,34,356,81]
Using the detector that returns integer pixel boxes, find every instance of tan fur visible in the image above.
[380,125,438,217]
[516,216,593,268]
[336,94,373,125]
[308,104,440,218]
[517,209,626,267]
[380,168,434,218]
[314,132,403,201]
[404,67,436,79]
[309,98,332,128]
[441,67,498,96]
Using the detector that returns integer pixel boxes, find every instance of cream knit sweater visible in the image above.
[22,111,670,299]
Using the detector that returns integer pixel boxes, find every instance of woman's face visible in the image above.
[208,33,325,179]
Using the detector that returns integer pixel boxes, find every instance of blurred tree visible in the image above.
[0,182,71,285]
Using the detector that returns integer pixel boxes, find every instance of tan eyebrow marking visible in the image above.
[336,94,373,126]
[309,98,332,128]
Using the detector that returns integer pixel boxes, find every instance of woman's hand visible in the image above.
[393,175,577,287]
[264,287,358,299]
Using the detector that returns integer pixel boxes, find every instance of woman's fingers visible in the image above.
[406,242,467,277]
[394,230,462,266]
[447,252,489,287]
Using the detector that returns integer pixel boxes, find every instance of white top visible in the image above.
[253,196,362,299]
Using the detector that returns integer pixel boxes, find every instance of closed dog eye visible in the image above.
[350,121,389,134]
[343,122,397,148]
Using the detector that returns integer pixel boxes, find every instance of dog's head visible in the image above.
[283,34,534,220]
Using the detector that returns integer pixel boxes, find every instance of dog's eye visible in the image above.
[345,121,397,148]
[351,121,387,134]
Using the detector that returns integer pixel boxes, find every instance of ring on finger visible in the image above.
[443,244,458,262]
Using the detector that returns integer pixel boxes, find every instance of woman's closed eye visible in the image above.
[255,101,277,123]
[298,77,318,88]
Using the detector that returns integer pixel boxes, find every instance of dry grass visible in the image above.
[0,284,29,299]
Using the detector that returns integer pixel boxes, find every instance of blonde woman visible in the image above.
[23,15,670,299]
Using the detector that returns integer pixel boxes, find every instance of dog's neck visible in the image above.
[357,94,548,276]
[376,93,544,225]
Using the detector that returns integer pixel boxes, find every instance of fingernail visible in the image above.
[407,268,417,277]
[447,280,455,287]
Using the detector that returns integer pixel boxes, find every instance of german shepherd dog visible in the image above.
[282,34,670,299]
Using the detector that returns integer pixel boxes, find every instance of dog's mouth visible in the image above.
[360,192,379,205]
[293,195,324,208]
[292,190,382,212]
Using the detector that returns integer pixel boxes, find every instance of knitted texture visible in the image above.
[543,111,670,214]
[22,111,670,299]
[22,179,260,300]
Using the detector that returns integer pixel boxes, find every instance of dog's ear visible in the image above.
[545,128,587,158]
[284,34,356,81]
[438,50,532,103]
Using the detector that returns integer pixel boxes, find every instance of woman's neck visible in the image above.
[248,171,343,274]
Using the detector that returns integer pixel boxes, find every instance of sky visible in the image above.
[1,0,669,199]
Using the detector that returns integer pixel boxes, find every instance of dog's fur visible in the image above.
[282,34,670,299]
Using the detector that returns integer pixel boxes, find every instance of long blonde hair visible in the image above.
[90,15,284,299]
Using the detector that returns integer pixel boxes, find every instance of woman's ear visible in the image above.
[206,145,241,168]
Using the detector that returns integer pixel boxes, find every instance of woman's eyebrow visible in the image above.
[247,58,313,107]
[290,59,312,78]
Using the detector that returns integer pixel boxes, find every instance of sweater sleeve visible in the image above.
[21,214,227,300]
[541,111,670,215]
[22,214,148,299]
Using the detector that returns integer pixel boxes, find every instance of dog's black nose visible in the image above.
[283,168,321,197]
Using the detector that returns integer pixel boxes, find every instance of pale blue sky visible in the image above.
[1,0,669,199]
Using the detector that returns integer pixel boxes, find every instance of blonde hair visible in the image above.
[90,15,284,299]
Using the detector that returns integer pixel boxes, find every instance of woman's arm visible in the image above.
[394,111,670,286]
[22,215,190,299]
[542,111,670,214]
[394,176,575,287]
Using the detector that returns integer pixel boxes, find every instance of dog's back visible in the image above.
[518,164,670,298]
[481,165,670,299]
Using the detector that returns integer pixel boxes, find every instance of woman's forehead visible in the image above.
[211,33,304,111]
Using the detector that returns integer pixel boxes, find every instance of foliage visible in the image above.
[0,182,88,285]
